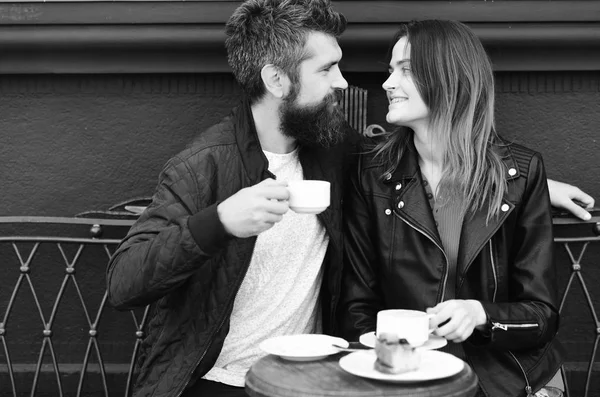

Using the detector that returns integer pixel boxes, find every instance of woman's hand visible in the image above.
[427,300,487,343]
[547,179,595,221]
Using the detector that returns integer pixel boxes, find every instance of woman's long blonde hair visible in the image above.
[375,20,506,221]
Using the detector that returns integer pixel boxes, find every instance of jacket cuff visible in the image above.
[187,203,229,255]
[468,326,493,346]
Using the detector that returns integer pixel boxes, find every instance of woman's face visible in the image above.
[382,37,430,130]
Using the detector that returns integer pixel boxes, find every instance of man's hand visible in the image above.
[427,300,487,343]
[217,178,290,238]
[548,179,595,221]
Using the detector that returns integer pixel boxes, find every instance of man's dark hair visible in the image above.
[225,0,346,103]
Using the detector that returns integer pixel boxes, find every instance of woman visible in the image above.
[339,20,564,397]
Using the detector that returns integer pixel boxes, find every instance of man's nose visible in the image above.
[332,69,348,90]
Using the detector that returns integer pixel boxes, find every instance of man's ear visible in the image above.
[260,64,289,99]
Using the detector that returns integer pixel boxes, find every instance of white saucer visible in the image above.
[260,334,348,361]
[339,350,464,383]
[359,331,447,350]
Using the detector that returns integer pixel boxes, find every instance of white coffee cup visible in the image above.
[287,180,330,214]
[376,309,435,347]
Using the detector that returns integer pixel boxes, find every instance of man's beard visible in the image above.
[279,89,347,148]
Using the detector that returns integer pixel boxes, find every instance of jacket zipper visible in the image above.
[318,212,340,331]
[491,322,539,331]
[508,351,534,397]
[174,250,255,397]
[489,241,498,303]
[393,212,450,303]
[488,236,538,397]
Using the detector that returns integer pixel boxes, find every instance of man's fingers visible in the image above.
[264,199,290,215]
[262,212,284,225]
[258,178,286,186]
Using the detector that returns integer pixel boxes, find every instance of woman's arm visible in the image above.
[428,153,560,351]
[477,153,560,351]
[547,179,595,220]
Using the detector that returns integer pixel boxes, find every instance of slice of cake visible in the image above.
[374,332,421,374]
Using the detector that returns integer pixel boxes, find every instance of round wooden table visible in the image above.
[245,353,479,397]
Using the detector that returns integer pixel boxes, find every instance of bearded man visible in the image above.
[106,1,595,396]
[106,1,352,396]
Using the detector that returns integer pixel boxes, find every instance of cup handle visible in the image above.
[426,313,436,333]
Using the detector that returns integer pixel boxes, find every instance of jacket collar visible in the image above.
[230,98,342,184]
[388,138,519,274]
[232,98,273,183]
[229,98,342,243]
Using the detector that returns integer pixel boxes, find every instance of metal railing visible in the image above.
[0,216,143,397]
[0,213,599,397]
[553,210,600,397]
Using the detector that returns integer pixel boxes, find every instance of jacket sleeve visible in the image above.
[473,153,560,351]
[106,153,229,310]
[338,156,385,341]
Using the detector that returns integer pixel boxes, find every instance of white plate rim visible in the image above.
[359,331,447,350]
[338,349,464,383]
[259,334,349,360]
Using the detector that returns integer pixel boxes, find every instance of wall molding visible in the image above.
[2,72,600,95]
[495,72,600,94]
[0,74,241,95]
[0,1,599,73]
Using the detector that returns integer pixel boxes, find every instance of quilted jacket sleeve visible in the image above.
[476,153,560,351]
[106,153,229,310]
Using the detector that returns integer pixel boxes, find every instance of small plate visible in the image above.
[260,334,349,361]
[359,332,447,350]
[339,350,464,383]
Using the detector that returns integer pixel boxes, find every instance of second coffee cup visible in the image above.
[287,180,330,214]
[376,309,435,347]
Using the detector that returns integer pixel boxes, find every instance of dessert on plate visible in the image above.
[374,332,421,374]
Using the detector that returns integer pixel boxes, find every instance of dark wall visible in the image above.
[3,72,599,217]
[1,71,599,395]
[1,74,240,216]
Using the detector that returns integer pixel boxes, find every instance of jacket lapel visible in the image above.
[233,99,272,183]
[389,141,442,247]
[457,197,514,277]
[391,138,521,279]
[457,145,519,276]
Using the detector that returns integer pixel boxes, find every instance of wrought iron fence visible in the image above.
[0,212,599,397]
[553,210,600,397]
[0,216,143,397]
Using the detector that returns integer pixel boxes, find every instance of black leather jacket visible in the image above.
[107,101,351,397]
[339,137,564,397]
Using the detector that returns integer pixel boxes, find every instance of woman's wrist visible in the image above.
[467,299,488,329]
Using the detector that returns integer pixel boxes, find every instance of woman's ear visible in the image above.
[260,64,289,99]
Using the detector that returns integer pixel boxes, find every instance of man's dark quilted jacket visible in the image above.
[106,100,353,397]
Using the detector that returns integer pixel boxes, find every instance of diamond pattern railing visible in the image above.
[0,212,599,397]
[553,209,600,397]
[0,216,146,397]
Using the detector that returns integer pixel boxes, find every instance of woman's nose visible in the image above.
[382,75,395,91]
